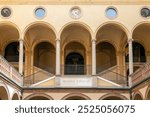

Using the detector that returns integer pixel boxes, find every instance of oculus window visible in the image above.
[141,8,150,18]
[106,7,117,19]
[1,8,11,17]
[70,7,82,19]
[35,7,46,18]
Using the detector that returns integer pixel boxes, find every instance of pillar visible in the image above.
[128,39,133,75]
[19,39,24,75]
[92,39,96,75]
[56,39,60,75]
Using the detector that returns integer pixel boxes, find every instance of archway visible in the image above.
[125,42,146,62]
[100,93,127,100]
[96,23,128,75]
[146,86,150,100]
[0,86,9,100]
[24,23,56,76]
[12,93,19,100]
[96,42,116,73]
[133,93,143,100]
[4,42,19,62]
[34,42,55,73]
[60,24,91,75]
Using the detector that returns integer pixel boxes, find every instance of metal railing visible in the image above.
[24,69,54,87]
[0,55,22,86]
[97,68,127,87]
[61,65,92,75]
[131,62,150,86]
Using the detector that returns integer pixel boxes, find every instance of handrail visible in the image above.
[97,66,127,86]
[0,55,22,86]
[131,62,150,86]
[24,67,54,87]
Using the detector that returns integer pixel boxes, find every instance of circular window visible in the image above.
[141,8,150,18]
[70,7,82,19]
[35,8,46,18]
[106,7,117,19]
[1,7,11,17]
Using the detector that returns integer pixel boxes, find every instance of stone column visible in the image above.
[128,39,133,75]
[19,39,24,75]
[92,39,96,75]
[56,39,60,75]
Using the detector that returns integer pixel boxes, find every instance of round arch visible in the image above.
[24,93,53,100]
[12,92,20,100]
[145,85,150,100]
[99,93,128,100]
[0,83,10,100]
[22,21,57,39]
[133,91,143,100]
[59,21,93,39]
[95,21,130,39]
[61,93,91,100]
[0,21,21,38]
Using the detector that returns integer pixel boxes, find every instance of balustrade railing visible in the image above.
[131,62,150,86]
[0,55,22,86]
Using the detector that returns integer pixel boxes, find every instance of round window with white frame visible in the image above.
[1,7,11,18]
[106,7,118,19]
[70,7,82,20]
[141,7,150,18]
[35,7,46,19]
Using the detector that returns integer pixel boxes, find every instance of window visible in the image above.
[35,7,46,18]
[106,7,117,19]
[141,8,150,18]
[1,7,11,17]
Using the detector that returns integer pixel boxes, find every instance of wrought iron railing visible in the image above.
[0,55,22,86]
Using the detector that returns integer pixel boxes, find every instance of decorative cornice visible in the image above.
[0,0,150,5]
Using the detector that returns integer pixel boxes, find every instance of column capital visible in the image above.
[116,51,125,56]
[128,38,133,43]
[56,38,60,41]
[19,39,24,41]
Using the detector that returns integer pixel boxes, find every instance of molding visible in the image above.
[0,0,150,5]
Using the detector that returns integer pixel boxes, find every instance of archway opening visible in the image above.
[96,23,128,75]
[64,42,85,75]
[61,24,91,75]
[4,42,19,62]
[12,93,19,100]
[125,42,146,62]
[34,42,55,73]
[65,52,84,75]
[96,42,116,73]
[0,86,9,100]
[134,94,142,100]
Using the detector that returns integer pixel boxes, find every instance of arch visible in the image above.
[131,21,150,36]
[0,21,21,38]
[96,41,117,73]
[12,92,20,100]
[24,93,53,100]
[145,85,150,100]
[33,41,56,73]
[22,21,57,39]
[61,93,91,100]
[59,21,93,39]
[0,83,10,100]
[100,93,128,100]
[133,91,143,100]
[95,21,130,39]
